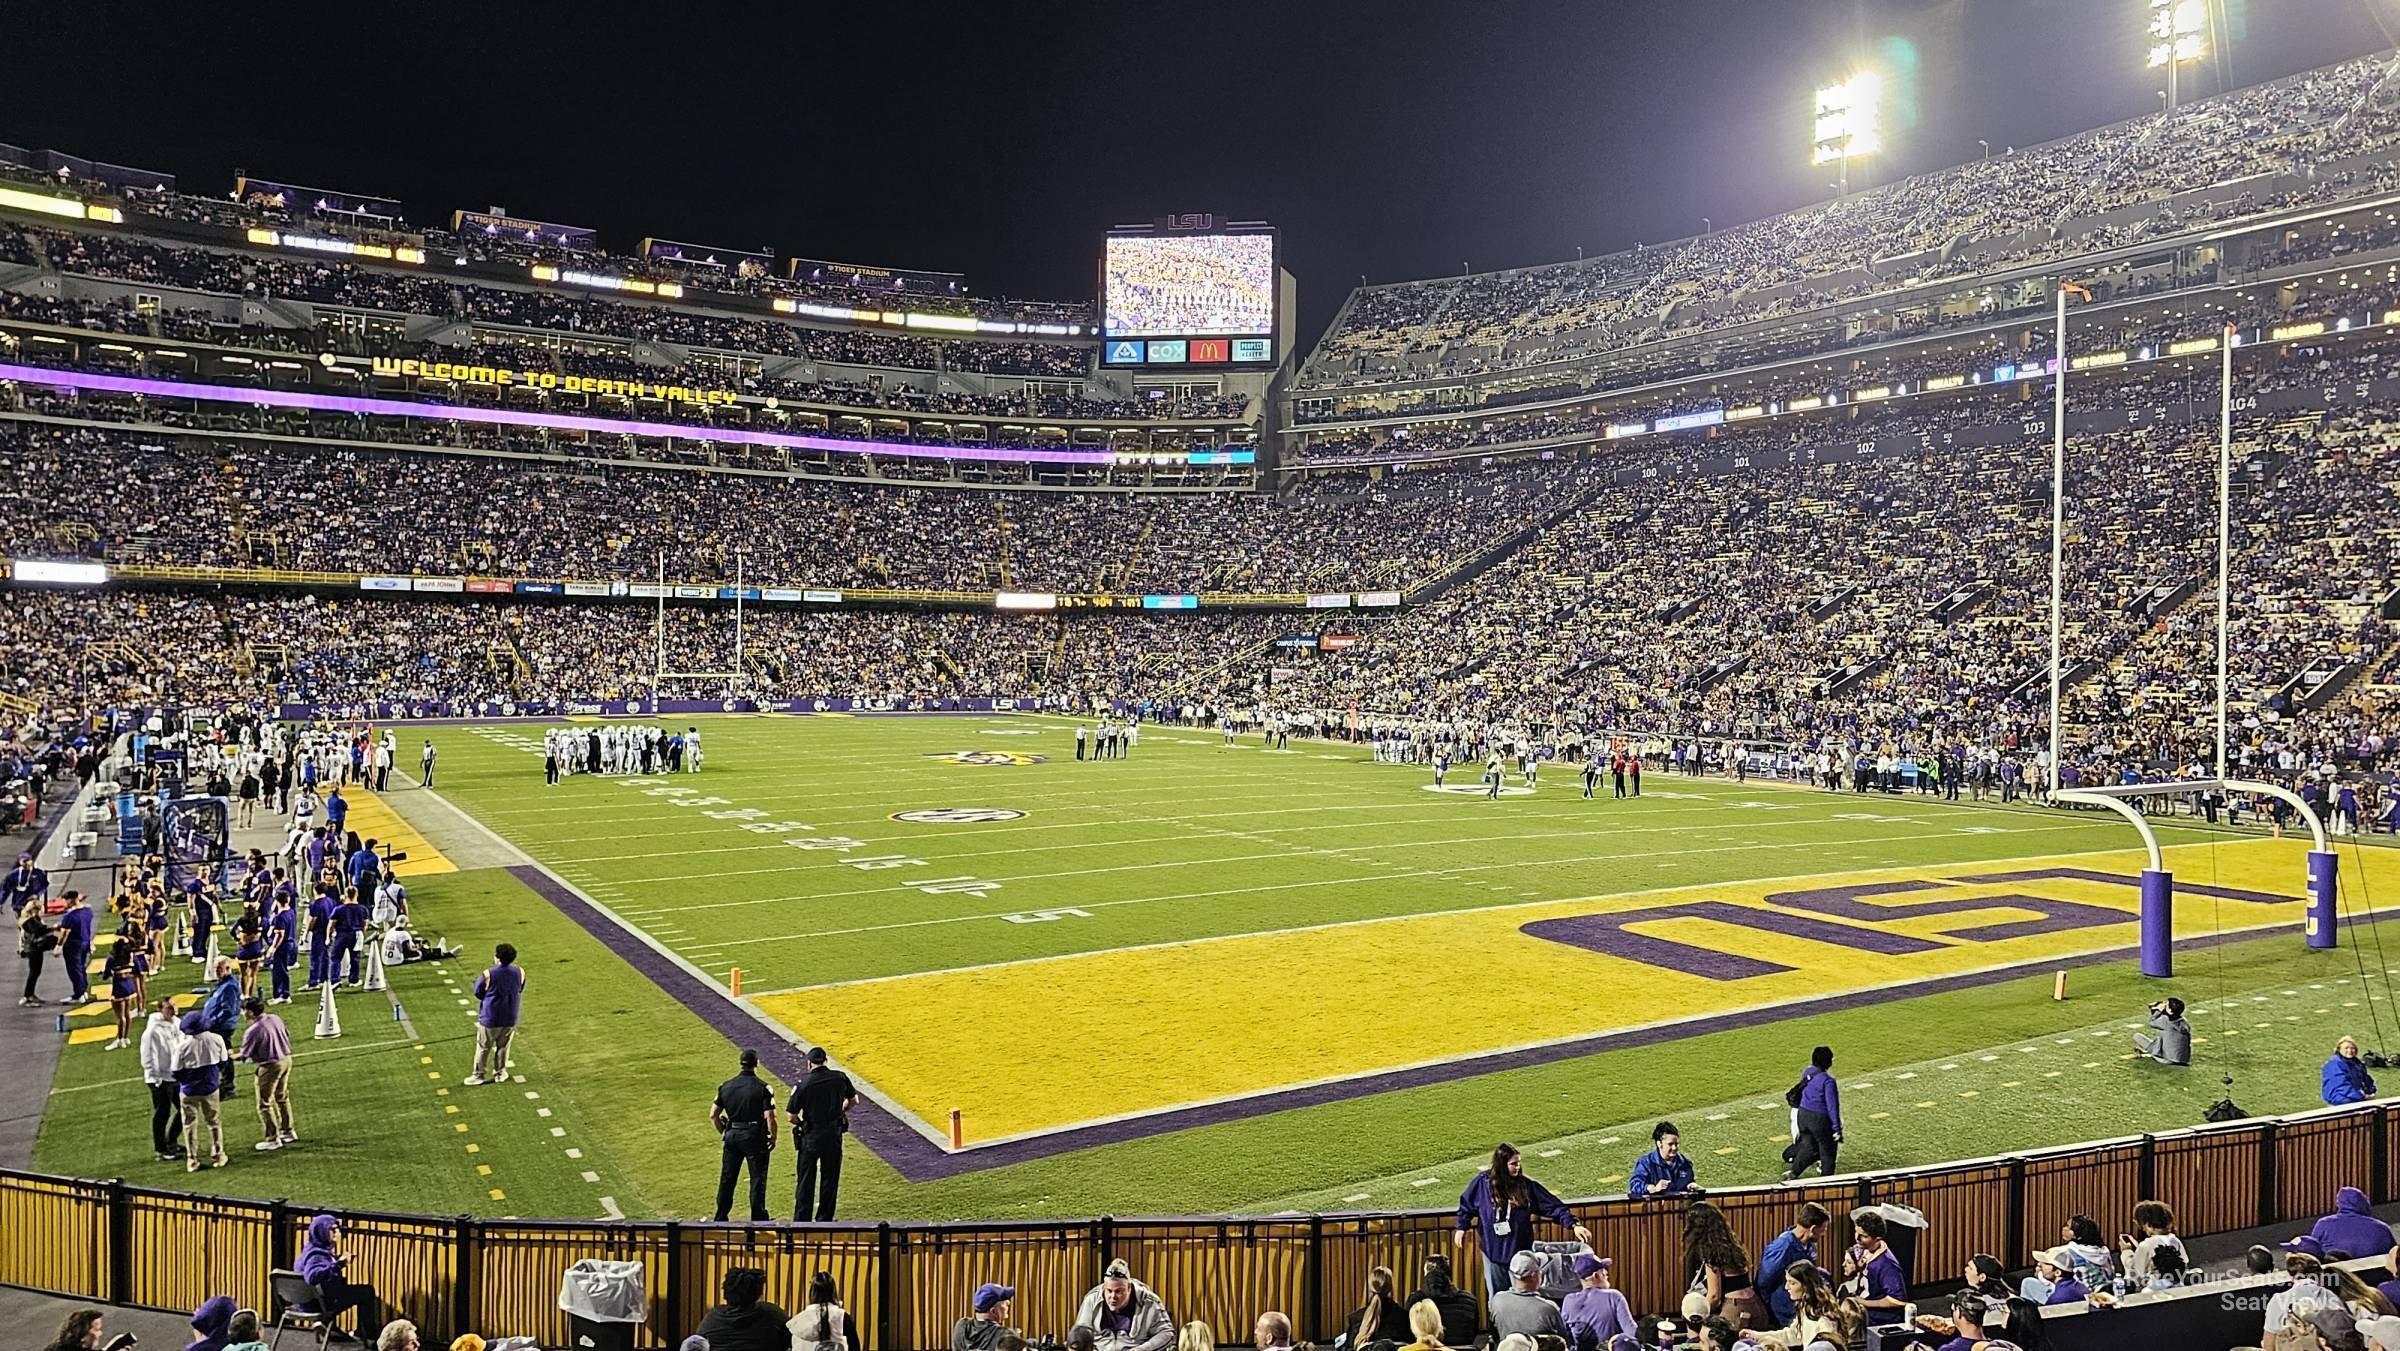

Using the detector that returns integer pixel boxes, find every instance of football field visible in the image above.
[405,712,2400,1212]
[44,713,2400,1225]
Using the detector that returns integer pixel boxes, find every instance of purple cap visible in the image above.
[974,1283,1016,1312]
[1571,1254,1610,1278]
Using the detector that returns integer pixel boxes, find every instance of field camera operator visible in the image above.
[2133,997,2191,1066]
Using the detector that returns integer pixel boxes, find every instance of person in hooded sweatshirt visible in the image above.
[297,1214,384,1340]
[2325,1036,2379,1106]
[185,1295,235,1351]
[2304,1187,2399,1266]
[1073,1260,1177,1351]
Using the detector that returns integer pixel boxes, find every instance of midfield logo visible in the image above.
[891,808,1029,824]
[924,751,1049,767]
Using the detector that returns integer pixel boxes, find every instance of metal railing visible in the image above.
[3,1097,2390,1348]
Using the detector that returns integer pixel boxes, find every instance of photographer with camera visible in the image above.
[2132,998,2190,1066]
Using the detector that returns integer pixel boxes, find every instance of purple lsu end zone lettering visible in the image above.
[508,848,2344,1180]
[1523,868,2294,979]
[0,361,1117,466]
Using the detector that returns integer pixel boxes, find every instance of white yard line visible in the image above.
[723,818,2119,965]
[609,801,2028,909]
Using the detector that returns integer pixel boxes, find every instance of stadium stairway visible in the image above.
[253,292,316,333]
[1821,654,1892,698]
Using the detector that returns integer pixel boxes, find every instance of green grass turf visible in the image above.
[32,868,688,1220]
[39,713,2400,1223]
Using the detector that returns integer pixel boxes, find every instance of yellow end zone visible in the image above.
[751,838,2400,1143]
[340,788,456,877]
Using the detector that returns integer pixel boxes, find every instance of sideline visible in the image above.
[0,777,96,1169]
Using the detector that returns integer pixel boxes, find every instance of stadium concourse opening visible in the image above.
[11,4,2400,1348]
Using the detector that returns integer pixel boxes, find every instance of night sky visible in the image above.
[14,1,2398,345]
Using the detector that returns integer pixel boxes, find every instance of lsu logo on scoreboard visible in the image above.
[923,750,1049,767]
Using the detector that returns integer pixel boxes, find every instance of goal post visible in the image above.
[2054,779,2338,977]
[651,550,747,694]
[2047,299,2333,977]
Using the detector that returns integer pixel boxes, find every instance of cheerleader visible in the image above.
[102,935,147,1050]
[232,900,266,998]
[143,885,171,971]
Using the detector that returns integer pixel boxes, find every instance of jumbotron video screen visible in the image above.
[1101,229,1277,367]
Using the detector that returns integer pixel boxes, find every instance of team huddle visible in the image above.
[543,724,704,784]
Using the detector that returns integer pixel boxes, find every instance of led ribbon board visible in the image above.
[0,363,1120,466]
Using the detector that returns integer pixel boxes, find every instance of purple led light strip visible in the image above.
[0,361,1120,465]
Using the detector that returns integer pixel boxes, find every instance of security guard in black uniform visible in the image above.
[711,1048,777,1222]
[789,1045,858,1222]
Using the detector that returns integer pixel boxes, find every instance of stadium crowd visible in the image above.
[4,224,1096,378]
[1,152,1094,332]
[0,425,1573,593]
[32,1180,2400,1348]
[1297,52,2400,397]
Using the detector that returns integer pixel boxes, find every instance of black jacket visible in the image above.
[1407,1286,1479,1346]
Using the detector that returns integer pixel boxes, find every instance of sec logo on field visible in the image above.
[924,750,1050,767]
[891,807,1029,824]
[1422,783,1537,797]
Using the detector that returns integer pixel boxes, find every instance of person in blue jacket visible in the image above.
[2324,1036,2378,1106]
[264,889,299,1004]
[305,885,337,989]
[345,838,381,898]
[1454,1142,1594,1298]
[1628,1121,1696,1199]
[186,881,214,964]
[329,889,369,986]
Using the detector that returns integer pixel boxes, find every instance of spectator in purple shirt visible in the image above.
[2302,1186,2398,1267]
[1785,1046,1842,1180]
[239,995,296,1150]
[1846,1213,1909,1315]
[2031,1247,2089,1306]
[1558,1255,1636,1351]
[1454,1143,1595,1298]
[464,942,523,1086]
[295,1215,384,1340]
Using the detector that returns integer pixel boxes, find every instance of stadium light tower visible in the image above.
[2147,0,2208,109]
[1811,70,1883,197]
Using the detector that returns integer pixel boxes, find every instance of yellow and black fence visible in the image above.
[3,1099,2392,1347]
